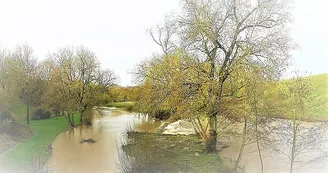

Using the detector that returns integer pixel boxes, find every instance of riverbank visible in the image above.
[283,73,328,121]
[107,101,135,111]
[121,132,234,173]
[0,114,80,172]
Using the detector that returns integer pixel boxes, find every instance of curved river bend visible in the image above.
[48,108,328,173]
[48,108,162,173]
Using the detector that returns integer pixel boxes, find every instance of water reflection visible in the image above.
[219,120,328,173]
[49,109,328,173]
[49,108,162,173]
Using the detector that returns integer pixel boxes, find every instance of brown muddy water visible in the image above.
[48,108,163,173]
[48,108,328,173]
[220,120,328,173]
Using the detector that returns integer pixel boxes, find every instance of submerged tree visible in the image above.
[137,0,294,152]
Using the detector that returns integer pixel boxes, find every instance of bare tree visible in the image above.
[0,47,12,111]
[149,20,177,55]
[73,46,100,123]
[45,45,117,125]
[10,44,43,125]
[145,0,294,152]
[273,74,328,173]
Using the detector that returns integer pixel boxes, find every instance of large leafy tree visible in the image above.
[45,46,116,125]
[137,0,294,152]
[9,44,44,125]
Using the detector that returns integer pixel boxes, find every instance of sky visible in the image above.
[0,0,327,86]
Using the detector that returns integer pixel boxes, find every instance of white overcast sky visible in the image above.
[0,0,327,86]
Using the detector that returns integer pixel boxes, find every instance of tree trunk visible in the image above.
[65,112,75,128]
[69,114,74,127]
[255,116,264,173]
[26,105,30,125]
[71,114,75,127]
[205,114,217,153]
[80,111,83,123]
[205,47,218,153]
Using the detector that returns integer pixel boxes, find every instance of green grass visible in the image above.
[107,101,135,110]
[0,113,79,172]
[304,73,328,119]
[275,73,328,121]
[9,101,38,123]
[10,102,28,123]
[122,132,233,173]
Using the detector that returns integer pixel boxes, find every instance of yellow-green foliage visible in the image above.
[108,86,140,102]
[303,73,328,99]
[276,73,328,121]
[303,73,328,118]
[107,102,135,110]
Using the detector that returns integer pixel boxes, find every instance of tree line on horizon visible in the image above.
[0,44,117,126]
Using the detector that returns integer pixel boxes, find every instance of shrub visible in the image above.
[51,106,62,117]
[32,109,51,120]
[153,110,171,120]
[0,111,15,132]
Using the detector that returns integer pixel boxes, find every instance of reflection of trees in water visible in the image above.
[135,114,162,132]
[116,147,133,173]
[115,131,133,173]
[273,120,328,170]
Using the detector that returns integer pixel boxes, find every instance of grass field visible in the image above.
[107,101,135,110]
[302,73,328,120]
[122,132,232,173]
[0,112,79,172]
[269,73,328,121]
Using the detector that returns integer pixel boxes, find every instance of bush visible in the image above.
[0,111,15,132]
[153,110,171,120]
[32,109,51,120]
[51,106,62,117]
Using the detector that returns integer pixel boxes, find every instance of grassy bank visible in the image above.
[279,73,328,121]
[121,132,233,173]
[9,102,37,123]
[305,73,328,119]
[0,114,79,172]
[107,101,135,110]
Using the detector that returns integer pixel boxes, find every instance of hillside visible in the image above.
[280,73,328,121]
[304,73,328,120]
[304,73,328,97]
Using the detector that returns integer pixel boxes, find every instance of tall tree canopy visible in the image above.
[135,0,295,152]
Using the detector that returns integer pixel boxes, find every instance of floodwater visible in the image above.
[220,120,328,173]
[48,108,163,173]
[49,108,328,173]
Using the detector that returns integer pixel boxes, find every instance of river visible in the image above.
[219,120,328,173]
[48,108,328,173]
[48,108,163,173]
